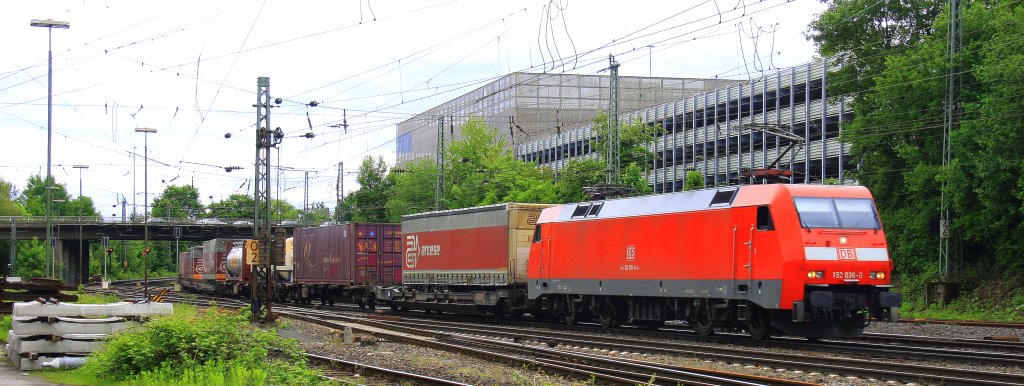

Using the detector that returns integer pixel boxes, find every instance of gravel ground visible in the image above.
[280,319,587,385]
[278,315,1024,386]
[866,320,1024,341]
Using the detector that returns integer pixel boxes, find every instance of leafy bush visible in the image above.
[81,305,326,385]
[0,315,11,343]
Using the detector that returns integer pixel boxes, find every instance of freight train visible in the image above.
[178,223,401,308]
[179,184,901,339]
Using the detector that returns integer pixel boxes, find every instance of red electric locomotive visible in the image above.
[527,184,901,338]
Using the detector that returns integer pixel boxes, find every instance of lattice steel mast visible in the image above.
[252,77,281,323]
[606,55,621,185]
[939,0,961,280]
[434,116,445,210]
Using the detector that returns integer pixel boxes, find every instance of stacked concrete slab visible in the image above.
[4,301,172,370]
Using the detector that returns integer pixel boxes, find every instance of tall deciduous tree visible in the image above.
[151,185,203,219]
[19,174,95,217]
[386,117,557,219]
[385,158,436,222]
[344,156,393,222]
[0,177,24,216]
[812,1,1024,282]
[207,194,255,219]
[553,113,662,202]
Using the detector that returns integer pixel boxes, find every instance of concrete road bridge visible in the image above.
[0,216,298,285]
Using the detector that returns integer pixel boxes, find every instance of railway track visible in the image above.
[89,286,1024,385]
[898,318,1024,329]
[118,290,814,385]
[306,353,472,385]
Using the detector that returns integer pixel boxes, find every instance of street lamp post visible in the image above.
[72,165,88,197]
[135,127,156,300]
[31,18,70,279]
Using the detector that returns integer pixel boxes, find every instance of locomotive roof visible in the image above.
[538,184,871,223]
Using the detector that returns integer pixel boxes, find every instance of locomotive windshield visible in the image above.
[794,197,880,229]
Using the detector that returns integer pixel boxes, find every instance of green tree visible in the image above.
[208,194,255,220]
[806,0,944,102]
[344,156,393,222]
[554,158,605,202]
[151,185,204,219]
[299,202,331,225]
[813,1,1024,284]
[622,163,652,196]
[0,177,24,216]
[0,177,23,276]
[385,158,436,222]
[386,117,558,219]
[443,118,556,208]
[685,170,705,190]
[18,174,94,216]
[553,113,662,201]
[271,199,299,221]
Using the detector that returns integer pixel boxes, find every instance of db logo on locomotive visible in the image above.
[838,248,856,260]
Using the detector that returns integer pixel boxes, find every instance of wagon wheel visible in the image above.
[747,308,772,340]
[597,303,618,329]
[693,310,715,336]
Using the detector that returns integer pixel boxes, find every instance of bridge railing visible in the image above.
[0,216,301,226]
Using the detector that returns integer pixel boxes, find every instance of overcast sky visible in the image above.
[0,0,827,218]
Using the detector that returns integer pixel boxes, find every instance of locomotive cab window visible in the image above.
[586,202,604,217]
[794,197,880,229]
[532,224,543,243]
[756,206,775,231]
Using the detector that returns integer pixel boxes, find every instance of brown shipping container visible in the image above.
[293,223,402,286]
[178,251,190,279]
[401,203,552,286]
[202,239,232,281]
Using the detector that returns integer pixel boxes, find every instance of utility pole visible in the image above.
[336,162,343,222]
[251,76,282,323]
[434,117,445,211]
[606,55,621,185]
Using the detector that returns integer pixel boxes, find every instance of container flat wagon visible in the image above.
[381,203,553,315]
[290,223,401,307]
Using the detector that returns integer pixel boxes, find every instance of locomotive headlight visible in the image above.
[869,272,877,279]
[839,236,848,245]
[807,271,824,279]
[869,271,886,280]
[807,271,815,279]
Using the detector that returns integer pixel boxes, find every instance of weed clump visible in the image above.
[81,305,327,385]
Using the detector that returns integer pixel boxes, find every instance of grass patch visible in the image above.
[75,293,121,304]
[896,277,1024,322]
[36,304,334,386]
[0,315,10,343]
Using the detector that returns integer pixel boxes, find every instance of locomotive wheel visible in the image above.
[563,308,578,326]
[597,304,617,329]
[693,311,715,336]
[747,309,771,340]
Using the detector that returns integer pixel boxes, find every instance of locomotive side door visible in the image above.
[734,207,759,295]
